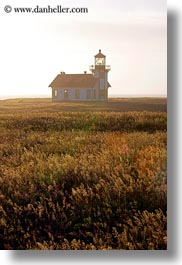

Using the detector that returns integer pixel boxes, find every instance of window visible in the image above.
[95,58,105,65]
[100,79,105,89]
[54,89,58,97]
[87,89,91,99]
[75,89,80,99]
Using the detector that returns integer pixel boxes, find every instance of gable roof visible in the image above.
[49,74,99,88]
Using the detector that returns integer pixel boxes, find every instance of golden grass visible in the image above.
[0,97,167,113]
[0,98,167,250]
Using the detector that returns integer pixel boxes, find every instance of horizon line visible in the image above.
[0,94,167,100]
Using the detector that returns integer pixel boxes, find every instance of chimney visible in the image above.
[99,49,101,53]
[84,71,87,74]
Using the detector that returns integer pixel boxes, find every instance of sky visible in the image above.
[0,0,167,98]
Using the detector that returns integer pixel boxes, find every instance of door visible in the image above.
[64,89,69,100]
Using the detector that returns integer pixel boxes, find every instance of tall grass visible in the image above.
[0,109,167,250]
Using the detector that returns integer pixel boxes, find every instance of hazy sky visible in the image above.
[0,0,167,97]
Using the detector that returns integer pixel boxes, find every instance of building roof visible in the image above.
[49,73,99,88]
[95,49,106,58]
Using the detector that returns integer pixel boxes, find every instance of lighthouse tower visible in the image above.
[90,49,111,101]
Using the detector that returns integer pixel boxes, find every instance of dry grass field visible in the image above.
[0,97,167,113]
[0,98,167,250]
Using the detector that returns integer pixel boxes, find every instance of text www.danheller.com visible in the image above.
[4,5,88,14]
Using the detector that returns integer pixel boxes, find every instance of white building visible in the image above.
[49,50,111,101]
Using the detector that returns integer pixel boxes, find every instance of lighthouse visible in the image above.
[90,49,111,101]
[49,49,111,101]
